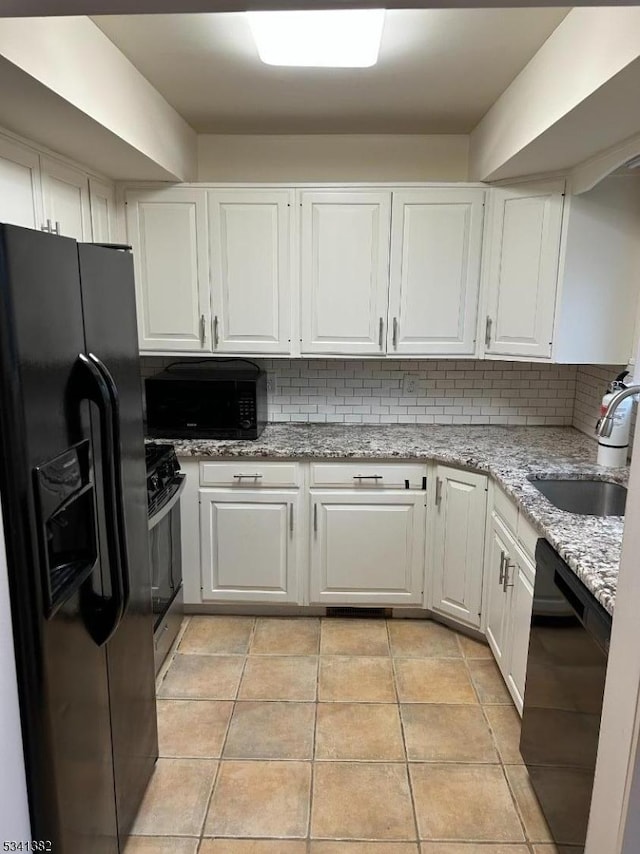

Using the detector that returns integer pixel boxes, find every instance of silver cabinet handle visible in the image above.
[392,317,399,349]
[233,473,263,479]
[40,223,48,232]
[503,559,515,592]
[499,551,505,585]
[313,504,318,534]
[55,221,61,235]
[199,314,206,346]
[378,317,384,349]
[353,474,383,480]
[435,476,443,506]
[485,316,493,348]
[289,503,294,534]
[46,218,52,233]
[213,315,219,349]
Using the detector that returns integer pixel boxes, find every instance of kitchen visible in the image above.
[1,3,640,854]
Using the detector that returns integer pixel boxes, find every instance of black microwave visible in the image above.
[145,366,267,440]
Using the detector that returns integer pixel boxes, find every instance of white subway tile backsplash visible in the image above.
[140,356,626,438]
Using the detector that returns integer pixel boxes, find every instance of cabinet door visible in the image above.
[0,135,43,229]
[388,189,484,355]
[310,491,425,605]
[200,490,301,603]
[484,512,515,670]
[89,178,117,243]
[126,188,211,352]
[431,466,488,628]
[300,191,391,355]
[484,181,565,359]
[505,547,535,715]
[209,189,292,354]
[40,156,91,240]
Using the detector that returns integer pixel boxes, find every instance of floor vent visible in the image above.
[325,607,391,619]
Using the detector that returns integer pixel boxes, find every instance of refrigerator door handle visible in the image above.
[88,352,131,616]
[74,354,125,646]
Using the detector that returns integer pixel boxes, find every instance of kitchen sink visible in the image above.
[529,478,627,516]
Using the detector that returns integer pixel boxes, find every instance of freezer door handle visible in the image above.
[74,353,125,646]
[88,352,131,616]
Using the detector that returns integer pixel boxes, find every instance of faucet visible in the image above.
[596,384,640,438]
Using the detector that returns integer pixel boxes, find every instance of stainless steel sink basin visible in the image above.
[530,478,627,516]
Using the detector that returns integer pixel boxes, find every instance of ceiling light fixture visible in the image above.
[247,9,386,68]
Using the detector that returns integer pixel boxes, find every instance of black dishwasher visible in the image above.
[520,539,611,852]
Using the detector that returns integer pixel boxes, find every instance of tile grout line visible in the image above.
[307,620,323,853]
[386,619,422,847]
[457,633,532,848]
[197,616,257,845]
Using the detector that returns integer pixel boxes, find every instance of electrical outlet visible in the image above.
[402,374,417,396]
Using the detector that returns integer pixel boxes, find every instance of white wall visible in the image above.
[0,501,30,840]
[197,134,469,182]
[469,7,640,181]
[0,17,197,181]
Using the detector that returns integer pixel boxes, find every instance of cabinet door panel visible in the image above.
[300,192,391,355]
[40,156,91,240]
[0,136,42,229]
[485,181,564,359]
[126,189,210,352]
[485,513,514,669]
[89,178,116,243]
[209,190,292,353]
[506,552,535,715]
[310,492,424,605]
[389,189,484,355]
[200,490,300,603]
[431,466,487,627]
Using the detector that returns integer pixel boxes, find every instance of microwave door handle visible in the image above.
[88,353,131,615]
[73,354,125,646]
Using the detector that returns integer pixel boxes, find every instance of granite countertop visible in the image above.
[154,424,628,615]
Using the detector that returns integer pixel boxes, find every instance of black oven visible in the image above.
[145,443,185,673]
[145,364,267,440]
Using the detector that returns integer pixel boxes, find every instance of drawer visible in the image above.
[200,461,301,488]
[517,511,540,561]
[310,462,426,490]
[493,484,518,535]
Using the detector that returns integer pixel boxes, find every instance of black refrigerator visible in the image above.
[0,224,158,852]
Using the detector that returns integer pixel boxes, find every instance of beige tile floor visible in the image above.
[127,616,561,854]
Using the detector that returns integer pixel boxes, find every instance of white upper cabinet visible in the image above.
[431,465,488,628]
[208,189,292,354]
[88,178,117,244]
[300,190,391,355]
[126,188,211,352]
[483,180,565,360]
[388,189,485,356]
[0,136,43,230]
[40,156,92,241]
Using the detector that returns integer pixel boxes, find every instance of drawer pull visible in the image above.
[289,503,294,534]
[233,473,263,479]
[313,504,318,534]
[353,474,383,480]
[435,477,443,506]
[499,551,506,585]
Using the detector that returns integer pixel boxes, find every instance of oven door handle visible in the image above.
[148,474,186,531]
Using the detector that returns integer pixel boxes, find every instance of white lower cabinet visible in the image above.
[485,511,516,671]
[309,491,426,605]
[430,465,488,628]
[504,546,535,712]
[483,497,537,715]
[199,489,302,604]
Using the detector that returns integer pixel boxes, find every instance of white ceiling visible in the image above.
[93,8,568,134]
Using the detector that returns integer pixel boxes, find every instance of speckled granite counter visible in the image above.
[153,425,628,615]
